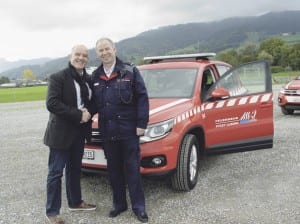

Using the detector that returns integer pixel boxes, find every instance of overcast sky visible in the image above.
[1,0,299,61]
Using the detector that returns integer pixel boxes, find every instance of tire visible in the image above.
[171,134,200,191]
[281,107,294,115]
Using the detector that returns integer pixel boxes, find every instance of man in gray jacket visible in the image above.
[44,44,96,224]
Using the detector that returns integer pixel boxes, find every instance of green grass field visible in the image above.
[0,69,299,103]
[272,70,299,77]
[0,86,47,103]
[272,70,299,84]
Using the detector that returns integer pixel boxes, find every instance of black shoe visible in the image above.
[134,211,148,223]
[108,207,128,218]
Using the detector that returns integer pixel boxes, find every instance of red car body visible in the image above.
[278,75,300,115]
[82,54,274,191]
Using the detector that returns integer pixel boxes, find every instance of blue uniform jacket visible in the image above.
[92,58,149,141]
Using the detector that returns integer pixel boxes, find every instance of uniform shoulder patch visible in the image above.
[123,63,135,74]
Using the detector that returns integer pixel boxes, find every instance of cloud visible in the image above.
[1,0,100,31]
[0,0,300,60]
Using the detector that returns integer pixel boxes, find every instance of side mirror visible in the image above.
[210,87,230,100]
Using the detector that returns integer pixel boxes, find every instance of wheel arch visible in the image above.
[183,125,206,157]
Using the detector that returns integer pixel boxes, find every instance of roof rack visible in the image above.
[144,53,216,63]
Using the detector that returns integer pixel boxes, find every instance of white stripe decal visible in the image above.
[205,103,214,110]
[238,97,248,105]
[227,99,236,107]
[185,111,189,118]
[193,108,197,114]
[216,101,225,108]
[149,99,190,115]
[249,95,259,104]
[201,93,272,111]
[261,93,271,102]
[153,93,273,126]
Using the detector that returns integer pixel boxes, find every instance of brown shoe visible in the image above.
[69,201,97,211]
[45,215,65,224]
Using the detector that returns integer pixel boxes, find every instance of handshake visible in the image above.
[81,108,91,123]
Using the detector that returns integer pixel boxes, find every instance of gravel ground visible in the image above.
[0,85,299,224]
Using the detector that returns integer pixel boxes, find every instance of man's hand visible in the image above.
[81,108,91,123]
[136,128,145,136]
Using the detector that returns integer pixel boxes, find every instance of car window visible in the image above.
[216,64,231,76]
[209,61,271,98]
[140,68,198,98]
[201,68,216,100]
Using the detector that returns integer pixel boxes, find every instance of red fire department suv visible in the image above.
[82,53,274,191]
[278,75,300,115]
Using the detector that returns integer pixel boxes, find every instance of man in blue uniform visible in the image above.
[92,37,149,223]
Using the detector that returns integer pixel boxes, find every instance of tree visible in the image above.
[288,43,300,70]
[279,44,292,68]
[0,76,10,84]
[22,68,36,84]
[216,49,239,66]
[238,43,259,63]
[257,50,273,65]
[259,38,285,66]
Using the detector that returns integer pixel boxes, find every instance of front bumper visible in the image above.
[82,134,180,175]
[278,93,300,108]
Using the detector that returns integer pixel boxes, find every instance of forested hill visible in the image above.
[115,10,300,60]
[2,10,300,79]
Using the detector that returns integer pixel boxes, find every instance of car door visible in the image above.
[202,60,273,153]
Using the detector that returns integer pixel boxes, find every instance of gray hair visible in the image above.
[95,37,115,48]
[71,44,88,53]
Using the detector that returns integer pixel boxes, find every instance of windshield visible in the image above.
[140,68,198,98]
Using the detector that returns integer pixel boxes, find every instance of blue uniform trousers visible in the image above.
[104,136,146,213]
[46,134,84,216]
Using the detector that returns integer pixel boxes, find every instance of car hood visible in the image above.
[91,98,194,128]
[285,79,300,89]
[149,98,193,124]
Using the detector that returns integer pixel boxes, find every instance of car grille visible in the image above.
[283,89,300,95]
[88,129,103,145]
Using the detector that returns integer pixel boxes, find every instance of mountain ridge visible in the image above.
[2,10,300,80]
[0,57,52,74]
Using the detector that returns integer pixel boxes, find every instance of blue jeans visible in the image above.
[46,136,84,216]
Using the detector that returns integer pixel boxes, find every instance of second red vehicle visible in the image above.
[278,75,300,115]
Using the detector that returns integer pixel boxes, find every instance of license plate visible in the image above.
[83,150,95,160]
[286,96,300,103]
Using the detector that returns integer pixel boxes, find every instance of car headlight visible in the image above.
[280,87,286,94]
[140,119,174,143]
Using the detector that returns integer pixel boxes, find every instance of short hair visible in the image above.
[95,37,115,48]
[70,44,88,59]
[71,44,88,53]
